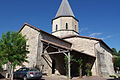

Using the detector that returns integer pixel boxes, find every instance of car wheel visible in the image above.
[38,76,42,80]
[23,76,27,80]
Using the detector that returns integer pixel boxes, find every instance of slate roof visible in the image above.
[55,0,75,18]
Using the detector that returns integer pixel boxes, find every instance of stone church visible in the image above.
[19,0,115,78]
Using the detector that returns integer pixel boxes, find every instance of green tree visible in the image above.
[85,63,92,76]
[0,32,29,80]
[72,58,83,77]
[64,55,73,76]
[112,48,120,73]
[112,48,120,56]
[114,56,120,68]
[64,55,83,77]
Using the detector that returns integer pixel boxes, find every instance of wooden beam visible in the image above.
[43,50,69,55]
[41,39,71,50]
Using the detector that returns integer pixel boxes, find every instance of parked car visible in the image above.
[14,67,42,80]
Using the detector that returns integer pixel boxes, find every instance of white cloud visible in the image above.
[88,33,102,37]
[97,35,112,40]
[103,35,112,40]
[99,38,104,40]
[88,32,113,40]
[106,35,112,38]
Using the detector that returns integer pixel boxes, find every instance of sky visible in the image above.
[0,0,120,50]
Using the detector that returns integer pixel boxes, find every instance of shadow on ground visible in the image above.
[107,78,120,80]
[0,74,5,79]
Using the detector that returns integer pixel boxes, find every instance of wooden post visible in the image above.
[68,52,71,80]
[10,65,13,80]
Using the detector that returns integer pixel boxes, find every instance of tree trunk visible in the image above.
[79,66,82,78]
[10,65,13,80]
[8,62,14,80]
[7,62,11,78]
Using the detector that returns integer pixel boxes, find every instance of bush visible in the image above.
[109,75,117,78]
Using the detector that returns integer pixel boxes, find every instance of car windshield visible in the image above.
[17,68,29,71]
[17,68,39,72]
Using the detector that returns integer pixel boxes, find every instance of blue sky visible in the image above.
[0,0,120,50]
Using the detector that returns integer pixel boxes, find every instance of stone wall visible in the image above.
[20,25,115,77]
[40,50,52,75]
[52,17,79,38]
[20,25,39,67]
[64,37,99,75]
[95,43,115,77]
[64,37,115,77]
[64,37,98,57]
[20,25,72,75]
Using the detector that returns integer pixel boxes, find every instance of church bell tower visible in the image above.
[52,0,79,38]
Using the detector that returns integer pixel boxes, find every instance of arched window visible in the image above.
[56,25,58,31]
[66,23,68,30]
[75,25,77,31]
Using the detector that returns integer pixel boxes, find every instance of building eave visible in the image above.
[52,16,79,23]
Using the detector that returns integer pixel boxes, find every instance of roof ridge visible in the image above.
[61,35,102,41]
[61,35,113,52]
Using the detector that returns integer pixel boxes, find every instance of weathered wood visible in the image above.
[68,52,71,80]
[41,39,71,50]
[43,50,69,55]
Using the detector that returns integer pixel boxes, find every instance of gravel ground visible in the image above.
[41,75,115,80]
[80,76,114,80]
[0,75,116,80]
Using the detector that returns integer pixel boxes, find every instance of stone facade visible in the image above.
[19,0,115,78]
[64,37,97,57]
[95,42,115,77]
[19,23,115,77]
[20,25,53,75]
[64,36,115,77]
[20,24,72,75]
[20,25,39,67]
[52,17,79,38]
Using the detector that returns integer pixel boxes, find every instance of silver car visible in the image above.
[14,67,42,80]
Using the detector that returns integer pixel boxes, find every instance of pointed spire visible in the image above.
[55,0,75,18]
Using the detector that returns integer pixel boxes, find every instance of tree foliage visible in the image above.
[85,63,92,76]
[112,48,120,73]
[64,55,73,76]
[64,55,83,77]
[0,31,29,79]
[112,48,120,56]
[114,56,120,68]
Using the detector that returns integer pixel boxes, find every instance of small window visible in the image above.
[75,25,77,31]
[66,23,68,30]
[56,25,58,31]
